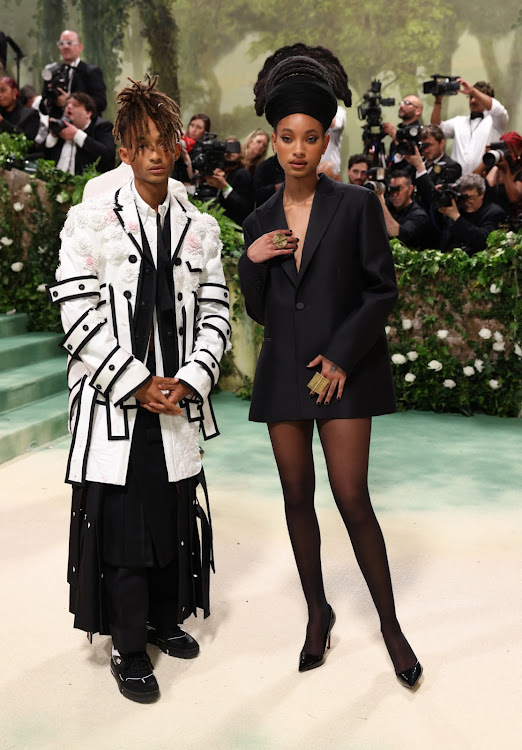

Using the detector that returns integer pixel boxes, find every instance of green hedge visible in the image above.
[1,132,520,416]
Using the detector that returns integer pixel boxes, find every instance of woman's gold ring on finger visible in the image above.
[272,232,288,250]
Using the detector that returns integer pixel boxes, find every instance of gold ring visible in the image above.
[272,232,288,250]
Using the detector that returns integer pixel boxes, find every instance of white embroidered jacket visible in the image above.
[49,179,231,486]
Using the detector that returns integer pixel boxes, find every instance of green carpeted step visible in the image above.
[0,313,28,338]
[0,358,67,413]
[0,332,63,372]
[0,390,69,465]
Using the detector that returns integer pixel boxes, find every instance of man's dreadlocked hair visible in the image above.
[253,43,352,116]
[113,74,184,159]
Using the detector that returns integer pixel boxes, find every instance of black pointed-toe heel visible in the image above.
[396,660,423,689]
[298,606,336,673]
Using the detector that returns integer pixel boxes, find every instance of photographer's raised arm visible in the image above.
[430,96,443,125]
[376,192,400,237]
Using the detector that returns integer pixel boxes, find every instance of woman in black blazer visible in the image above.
[238,44,422,688]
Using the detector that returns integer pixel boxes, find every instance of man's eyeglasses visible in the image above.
[400,100,414,106]
[57,40,78,47]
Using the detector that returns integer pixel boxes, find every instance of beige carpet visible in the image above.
[1,402,521,750]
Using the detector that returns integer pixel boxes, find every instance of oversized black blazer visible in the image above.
[71,61,107,115]
[238,173,398,422]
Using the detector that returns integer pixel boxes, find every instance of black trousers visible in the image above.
[103,560,179,653]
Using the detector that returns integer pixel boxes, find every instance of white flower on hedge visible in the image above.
[1,236,14,246]
[437,329,449,340]
[514,344,522,358]
[489,283,501,294]
[402,318,413,330]
[478,328,492,339]
[443,379,456,389]
[391,353,407,365]
[489,379,500,390]
[11,262,23,272]
[463,366,474,377]
[493,331,504,342]
[428,359,442,371]
[36,283,47,292]
[407,351,418,361]
[13,202,24,212]
[38,246,46,254]
[404,372,416,383]
[56,193,66,204]
[492,341,505,352]
[505,231,515,246]
[22,183,32,194]
[474,359,484,372]
[385,325,391,335]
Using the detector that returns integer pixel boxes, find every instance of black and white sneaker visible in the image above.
[147,624,200,659]
[110,651,159,703]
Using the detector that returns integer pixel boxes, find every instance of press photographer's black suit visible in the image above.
[44,116,115,174]
[238,174,398,422]
[44,60,107,118]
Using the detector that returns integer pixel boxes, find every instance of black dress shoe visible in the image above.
[396,660,423,689]
[111,651,159,703]
[298,606,336,672]
[147,624,200,659]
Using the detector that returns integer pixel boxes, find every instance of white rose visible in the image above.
[489,283,500,294]
[404,372,416,383]
[385,325,391,335]
[1,236,14,246]
[13,202,24,212]
[493,331,504,342]
[407,351,418,361]
[478,328,492,339]
[428,359,442,371]
[391,353,407,365]
[55,192,69,204]
[505,231,515,246]
[437,329,449,340]
[463,366,474,377]
[22,183,33,194]
[36,283,47,292]
[474,359,484,372]
[11,262,23,272]
[443,379,456,389]
[492,342,505,352]
[514,344,522,358]
[402,318,413,330]
[488,379,500,390]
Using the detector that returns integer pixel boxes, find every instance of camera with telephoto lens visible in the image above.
[191,133,237,177]
[396,125,422,156]
[40,62,69,114]
[483,141,510,170]
[49,116,71,136]
[431,183,463,209]
[364,165,387,194]
[423,75,460,97]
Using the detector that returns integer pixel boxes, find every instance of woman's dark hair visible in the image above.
[253,43,352,118]
[189,112,211,133]
[113,74,183,158]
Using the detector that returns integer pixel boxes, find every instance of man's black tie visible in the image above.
[155,210,178,377]
[470,112,484,120]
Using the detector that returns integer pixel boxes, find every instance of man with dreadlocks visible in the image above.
[48,76,230,703]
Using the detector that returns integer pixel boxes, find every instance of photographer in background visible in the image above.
[205,137,253,225]
[430,79,508,175]
[474,131,522,225]
[347,153,370,186]
[438,173,505,254]
[0,76,39,143]
[44,92,115,175]
[376,170,430,248]
[42,29,107,118]
[383,95,423,167]
[404,125,462,202]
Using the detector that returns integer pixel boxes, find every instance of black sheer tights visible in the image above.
[268,418,417,672]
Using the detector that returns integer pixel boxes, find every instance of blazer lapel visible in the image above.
[297,175,342,285]
[112,184,148,264]
[259,188,298,287]
[170,195,192,265]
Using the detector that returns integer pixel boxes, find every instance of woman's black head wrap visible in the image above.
[254,45,352,131]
